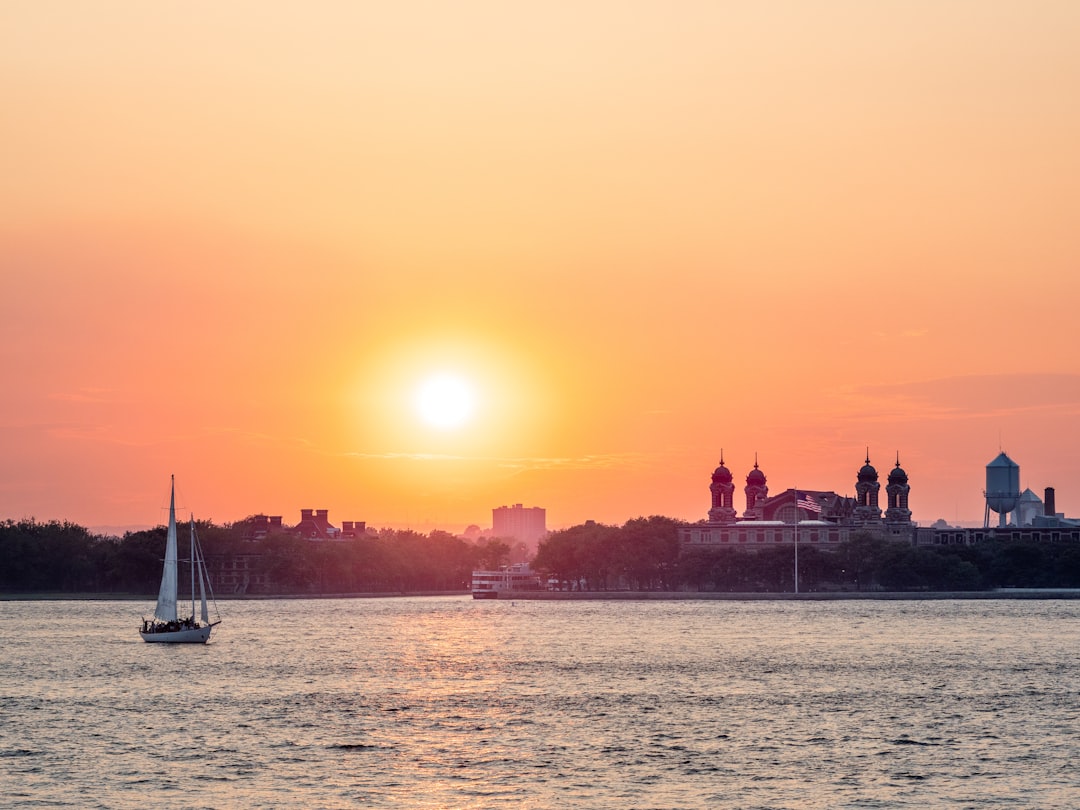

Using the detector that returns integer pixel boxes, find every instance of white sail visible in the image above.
[154,476,179,622]
[140,477,220,643]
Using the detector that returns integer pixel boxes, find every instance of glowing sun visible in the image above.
[413,373,476,430]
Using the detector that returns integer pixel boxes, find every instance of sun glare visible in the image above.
[414,373,476,430]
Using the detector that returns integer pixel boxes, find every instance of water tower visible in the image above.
[984,452,1020,527]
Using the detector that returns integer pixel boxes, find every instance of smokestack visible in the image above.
[1044,487,1056,517]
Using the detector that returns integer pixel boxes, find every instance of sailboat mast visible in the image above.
[190,516,196,620]
[195,530,209,624]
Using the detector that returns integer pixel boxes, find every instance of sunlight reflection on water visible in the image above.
[2,597,1079,809]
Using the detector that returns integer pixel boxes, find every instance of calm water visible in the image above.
[2,597,1079,809]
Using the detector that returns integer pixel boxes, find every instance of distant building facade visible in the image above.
[681,452,916,548]
[916,524,1080,547]
[293,509,366,541]
[492,504,548,549]
[926,475,1080,545]
[207,553,268,595]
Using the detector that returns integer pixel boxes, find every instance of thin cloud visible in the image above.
[345,452,473,462]
[840,373,1080,423]
[344,451,649,471]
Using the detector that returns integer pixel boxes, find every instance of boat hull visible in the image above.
[140,624,215,644]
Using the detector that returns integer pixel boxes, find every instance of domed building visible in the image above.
[679,450,916,549]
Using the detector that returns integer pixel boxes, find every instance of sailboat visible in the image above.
[139,476,221,643]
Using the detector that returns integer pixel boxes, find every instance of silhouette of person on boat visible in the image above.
[141,616,200,634]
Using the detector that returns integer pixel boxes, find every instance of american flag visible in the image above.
[796,491,822,514]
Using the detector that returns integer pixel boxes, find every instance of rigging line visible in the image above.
[192,524,222,621]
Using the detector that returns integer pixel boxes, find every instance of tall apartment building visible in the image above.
[492,503,548,550]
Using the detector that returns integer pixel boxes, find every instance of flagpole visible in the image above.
[794,486,799,595]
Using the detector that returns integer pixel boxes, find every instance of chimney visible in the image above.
[301,509,313,520]
[1044,487,1056,516]
[342,521,354,532]
[316,509,329,520]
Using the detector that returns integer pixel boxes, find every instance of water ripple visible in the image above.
[2,597,1080,809]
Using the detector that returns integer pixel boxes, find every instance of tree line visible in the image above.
[3,515,1080,596]
[534,518,1080,592]
[0,518,513,595]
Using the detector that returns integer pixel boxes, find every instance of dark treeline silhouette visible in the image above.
[533,516,683,591]
[0,518,512,595]
[5,515,1080,596]
[534,519,1080,592]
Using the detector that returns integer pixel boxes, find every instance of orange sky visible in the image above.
[3,1,1079,533]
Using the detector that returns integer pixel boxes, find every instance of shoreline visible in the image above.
[4,589,1080,602]
[0,590,470,602]
[496,589,1080,601]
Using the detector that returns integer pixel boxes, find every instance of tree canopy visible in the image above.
[0,519,495,595]
[2,516,1079,596]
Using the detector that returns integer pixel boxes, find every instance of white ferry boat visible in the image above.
[471,563,543,599]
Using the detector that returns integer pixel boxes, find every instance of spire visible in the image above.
[709,447,736,524]
[754,451,759,470]
[865,447,870,464]
[886,450,911,523]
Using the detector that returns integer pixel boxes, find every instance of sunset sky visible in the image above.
[3,1,1079,533]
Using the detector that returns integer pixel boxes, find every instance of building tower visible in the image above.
[984,452,1020,528]
[854,451,882,522]
[708,451,737,524]
[492,504,548,550]
[884,453,911,524]
[744,455,768,519]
